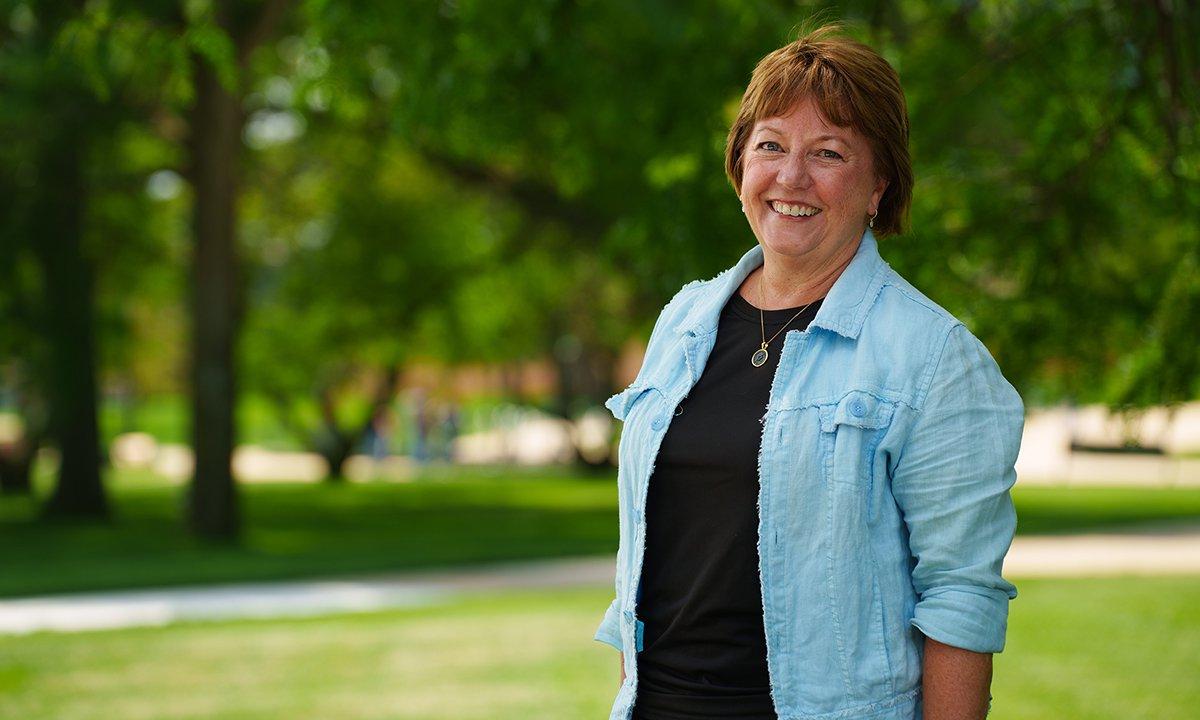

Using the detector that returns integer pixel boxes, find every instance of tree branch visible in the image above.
[415,147,610,240]
[237,0,290,69]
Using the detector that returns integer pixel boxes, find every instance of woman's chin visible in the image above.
[759,234,824,260]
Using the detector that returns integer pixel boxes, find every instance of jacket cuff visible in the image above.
[909,584,1013,653]
[594,598,623,651]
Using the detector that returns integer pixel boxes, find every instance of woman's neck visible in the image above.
[742,239,861,309]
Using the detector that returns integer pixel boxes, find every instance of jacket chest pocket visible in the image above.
[818,390,896,488]
[606,383,669,483]
[606,383,651,423]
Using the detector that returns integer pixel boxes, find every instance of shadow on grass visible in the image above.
[0,473,619,598]
[1011,485,1200,535]
[2,472,1199,598]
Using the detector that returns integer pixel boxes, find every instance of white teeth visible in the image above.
[770,201,820,217]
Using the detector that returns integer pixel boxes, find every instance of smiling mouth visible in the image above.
[769,200,821,218]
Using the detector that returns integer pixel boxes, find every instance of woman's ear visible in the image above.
[870,175,890,214]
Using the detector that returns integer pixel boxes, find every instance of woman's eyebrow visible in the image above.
[753,127,851,145]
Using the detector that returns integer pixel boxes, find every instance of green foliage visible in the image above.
[316,0,1199,405]
[3,0,1199,456]
[890,0,1199,406]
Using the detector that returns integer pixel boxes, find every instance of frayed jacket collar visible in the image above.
[672,228,887,341]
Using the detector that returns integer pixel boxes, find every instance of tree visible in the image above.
[183,0,290,539]
[373,0,1199,409]
[0,1,120,517]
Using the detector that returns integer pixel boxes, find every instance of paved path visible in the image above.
[0,557,617,636]
[3,523,1198,636]
[1003,519,1200,577]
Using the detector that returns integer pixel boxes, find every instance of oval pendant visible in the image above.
[751,348,769,367]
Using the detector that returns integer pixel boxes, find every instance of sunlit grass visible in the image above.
[0,587,616,720]
[0,577,1196,719]
[994,575,1200,718]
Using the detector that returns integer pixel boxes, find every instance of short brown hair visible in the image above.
[724,24,912,237]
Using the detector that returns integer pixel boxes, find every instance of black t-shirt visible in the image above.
[632,288,822,720]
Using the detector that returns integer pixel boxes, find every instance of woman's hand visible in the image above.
[620,654,626,685]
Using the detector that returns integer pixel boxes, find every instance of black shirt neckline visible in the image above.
[725,290,824,325]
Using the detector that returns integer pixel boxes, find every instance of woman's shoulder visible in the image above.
[869,262,1020,409]
[861,262,1009,379]
[869,262,969,339]
[647,273,722,333]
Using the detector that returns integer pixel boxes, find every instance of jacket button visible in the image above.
[651,416,666,431]
[850,400,867,417]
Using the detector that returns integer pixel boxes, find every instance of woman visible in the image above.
[595,24,1022,720]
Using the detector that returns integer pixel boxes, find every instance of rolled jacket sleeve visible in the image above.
[891,323,1023,654]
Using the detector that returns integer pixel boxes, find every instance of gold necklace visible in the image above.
[751,271,816,368]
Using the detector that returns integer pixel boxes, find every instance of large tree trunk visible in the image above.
[186,43,243,541]
[183,0,289,538]
[36,102,108,519]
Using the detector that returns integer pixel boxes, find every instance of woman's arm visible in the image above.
[620,654,625,685]
[891,323,1022,652]
[921,634,992,719]
[889,323,1022,713]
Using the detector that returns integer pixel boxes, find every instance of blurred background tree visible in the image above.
[2,7,1197,718]
[0,0,1196,538]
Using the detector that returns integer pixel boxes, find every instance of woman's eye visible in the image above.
[758,141,783,152]
[817,149,843,160]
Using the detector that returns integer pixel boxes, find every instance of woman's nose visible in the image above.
[777,153,811,188]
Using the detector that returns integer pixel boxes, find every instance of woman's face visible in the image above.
[739,96,888,266]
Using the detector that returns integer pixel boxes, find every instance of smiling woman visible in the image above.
[725,27,912,236]
[736,96,889,307]
[724,26,913,313]
[594,22,1023,720]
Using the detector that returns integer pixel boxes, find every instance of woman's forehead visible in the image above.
[751,102,859,144]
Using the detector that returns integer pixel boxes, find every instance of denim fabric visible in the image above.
[595,229,1022,720]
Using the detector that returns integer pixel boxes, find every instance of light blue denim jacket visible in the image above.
[595,229,1022,720]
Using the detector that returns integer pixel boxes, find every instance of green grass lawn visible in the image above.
[0,467,617,598]
[996,576,1200,719]
[0,577,1195,720]
[2,467,1199,598]
[1010,485,1200,535]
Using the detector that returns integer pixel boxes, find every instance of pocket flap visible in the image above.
[821,390,894,432]
[605,384,649,422]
